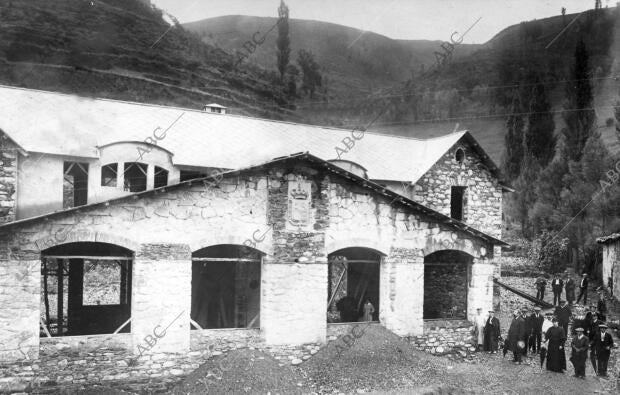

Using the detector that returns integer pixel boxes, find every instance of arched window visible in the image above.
[455,148,465,164]
[123,162,147,192]
[101,163,118,187]
[40,242,133,337]
[327,247,381,323]
[154,166,168,188]
[191,245,263,329]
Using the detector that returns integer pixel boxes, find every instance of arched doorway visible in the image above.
[327,247,381,323]
[423,250,473,320]
[191,244,263,329]
[40,242,134,336]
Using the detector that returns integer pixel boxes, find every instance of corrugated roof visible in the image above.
[0,152,507,247]
[0,85,480,182]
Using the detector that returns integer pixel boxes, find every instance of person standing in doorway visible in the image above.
[551,275,564,306]
[576,273,589,305]
[362,298,375,322]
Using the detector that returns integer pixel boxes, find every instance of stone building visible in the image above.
[596,233,620,298]
[0,85,508,366]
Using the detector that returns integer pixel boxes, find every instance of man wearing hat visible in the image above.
[570,327,588,378]
[555,300,571,336]
[507,309,527,364]
[483,309,500,353]
[593,323,614,377]
[576,273,589,305]
[529,306,544,353]
[519,308,530,357]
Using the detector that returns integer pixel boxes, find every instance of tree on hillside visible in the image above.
[555,133,610,270]
[562,7,566,26]
[526,76,556,167]
[285,64,299,97]
[297,49,322,98]
[502,90,525,181]
[529,141,569,235]
[511,152,543,238]
[562,40,595,161]
[276,0,291,82]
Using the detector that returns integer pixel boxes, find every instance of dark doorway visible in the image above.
[423,250,472,320]
[191,245,262,329]
[40,242,133,337]
[327,248,381,323]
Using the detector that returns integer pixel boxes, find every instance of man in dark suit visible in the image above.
[551,276,564,306]
[483,310,500,353]
[576,273,589,305]
[555,300,571,336]
[535,277,547,300]
[507,309,527,364]
[593,323,614,377]
[529,306,545,353]
[587,312,602,373]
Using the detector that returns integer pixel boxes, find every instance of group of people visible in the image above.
[535,273,590,306]
[502,302,615,379]
[504,306,549,363]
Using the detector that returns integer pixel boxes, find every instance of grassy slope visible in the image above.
[183,15,480,100]
[0,0,296,120]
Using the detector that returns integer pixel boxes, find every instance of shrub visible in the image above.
[536,230,569,274]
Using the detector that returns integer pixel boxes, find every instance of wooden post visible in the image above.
[43,259,51,330]
[57,259,64,336]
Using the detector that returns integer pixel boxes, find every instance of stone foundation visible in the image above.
[408,320,476,357]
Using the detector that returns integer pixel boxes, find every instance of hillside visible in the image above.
[369,8,620,162]
[0,0,297,120]
[184,15,480,101]
[0,1,617,164]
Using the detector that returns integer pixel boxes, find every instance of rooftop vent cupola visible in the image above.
[203,103,227,114]
[328,159,368,179]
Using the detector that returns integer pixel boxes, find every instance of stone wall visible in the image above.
[132,244,191,355]
[0,259,40,362]
[0,161,499,365]
[409,321,476,357]
[423,264,468,319]
[602,242,620,298]
[411,140,502,241]
[0,132,18,224]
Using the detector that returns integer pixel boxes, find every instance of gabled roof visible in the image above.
[0,152,507,247]
[0,85,501,184]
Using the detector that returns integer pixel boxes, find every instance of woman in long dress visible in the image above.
[545,318,567,373]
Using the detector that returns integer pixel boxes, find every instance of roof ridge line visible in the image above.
[0,84,465,142]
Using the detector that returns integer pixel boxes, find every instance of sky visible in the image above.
[151,0,600,44]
